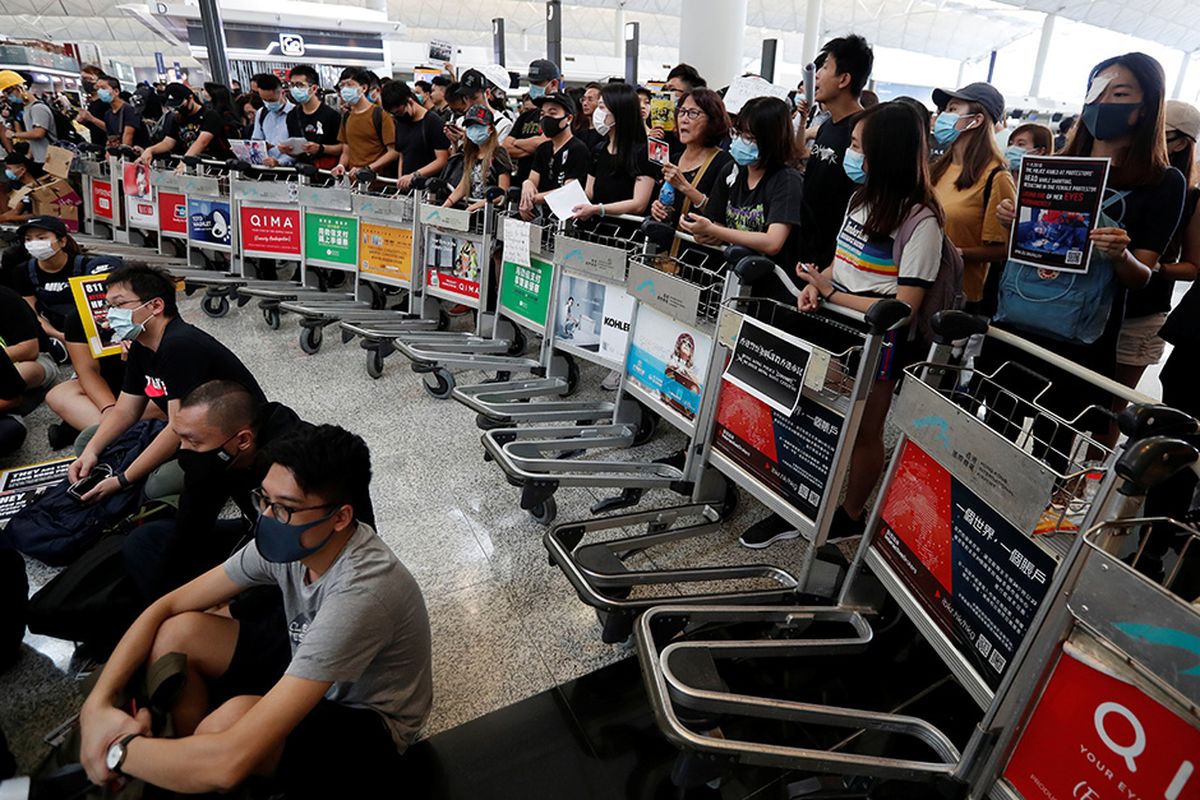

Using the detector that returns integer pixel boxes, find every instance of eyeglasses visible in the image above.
[251,488,335,525]
[104,298,149,311]
[677,108,705,121]
[735,132,758,145]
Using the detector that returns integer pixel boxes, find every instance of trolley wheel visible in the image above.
[299,326,323,355]
[633,402,658,446]
[528,495,557,526]
[326,269,347,289]
[422,367,455,400]
[368,284,387,310]
[437,308,451,331]
[262,307,281,330]
[599,610,634,644]
[718,479,740,519]
[506,326,528,357]
[560,354,580,398]
[366,348,386,379]
[201,294,230,318]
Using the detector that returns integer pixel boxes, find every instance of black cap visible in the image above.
[459,69,488,93]
[528,59,560,83]
[932,82,1006,123]
[462,104,495,127]
[533,91,577,117]
[17,215,69,238]
[163,82,194,108]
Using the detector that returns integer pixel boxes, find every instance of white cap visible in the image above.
[1165,100,1200,141]
[479,64,511,92]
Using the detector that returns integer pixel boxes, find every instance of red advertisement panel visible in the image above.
[239,206,301,256]
[91,180,113,220]
[1005,646,1200,800]
[158,192,187,236]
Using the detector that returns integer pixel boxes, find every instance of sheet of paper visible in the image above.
[229,139,269,165]
[279,137,309,152]
[722,75,792,115]
[503,217,532,267]
[543,181,590,221]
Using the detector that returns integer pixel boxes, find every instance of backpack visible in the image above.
[993,190,1128,345]
[1,419,166,566]
[892,205,965,344]
[28,253,123,324]
[33,99,78,144]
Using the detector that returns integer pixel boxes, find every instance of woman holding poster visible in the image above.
[772,101,946,548]
[993,53,1186,456]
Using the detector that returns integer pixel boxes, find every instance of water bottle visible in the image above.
[659,181,675,208]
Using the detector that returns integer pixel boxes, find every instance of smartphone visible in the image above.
[68,464,114,501]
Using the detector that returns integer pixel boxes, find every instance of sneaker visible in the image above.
[601,370,621,391]
[739,513,801,549]
[826,506,867,543]
[47,421,79,451]
[447,303,471,316]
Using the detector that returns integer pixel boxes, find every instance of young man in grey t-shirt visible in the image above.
[0,75,56,164]
[77,424,433,795]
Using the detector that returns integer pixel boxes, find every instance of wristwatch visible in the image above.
[106,733,140,776]
[116,471,131,489]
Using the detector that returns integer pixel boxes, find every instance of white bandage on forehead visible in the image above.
[1085,74,1113,104]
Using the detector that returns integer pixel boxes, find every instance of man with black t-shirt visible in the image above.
[0,283,58,424]
[520,92,589,220]
[67,264,264,505]
[430,75,452,118]
[97,75,150,149]
[381,81,450,192]
[75,66,112,148]
[505,60,562,183]
[137,83,232,169]
[798,35,874,269]
[280,65,342,170]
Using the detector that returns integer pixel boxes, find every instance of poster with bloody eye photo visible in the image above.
[1009,155,1109,274]
[69,273,122,359]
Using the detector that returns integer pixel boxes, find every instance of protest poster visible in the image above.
[648,93,675,133]
[721,75,792,115]
[1009,155,1109,274]
[0,457,73,525]
[722,315,812,417]
[69,273,122,358]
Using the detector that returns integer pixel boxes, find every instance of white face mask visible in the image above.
[25,240,57,261]
[592,106,611,136]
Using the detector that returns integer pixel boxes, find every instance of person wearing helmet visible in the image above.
[0,70,57,166]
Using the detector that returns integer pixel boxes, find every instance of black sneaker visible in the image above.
[826,506,867,543]
[739,513,801,549]
[47,421,79,451]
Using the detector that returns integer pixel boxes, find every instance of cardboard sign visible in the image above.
[31,178,82,232]
[359,222,413,283]
[1009,155,1110,274]
[91,180,114,221]
[69,273,122,358]
[44,146,74,180]
[158,191,187,236]
[0,457,73,526]
[240,206,301,256]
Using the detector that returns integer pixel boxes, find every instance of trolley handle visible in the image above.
[1117,403,1199,441]
[928,309,988,345]
[181,155,234,174]
[105,145,138,161]
[77,142,104,155]
[1114,436,1199,497]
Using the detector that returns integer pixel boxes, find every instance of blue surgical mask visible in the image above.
[254,510,337,563]
[265,99,284,112]
[4,169,17,181]
[1004,144,1029,171]
[528,84,546,101]
[97,89,114,104]
[106,300,152,342]
[466,125,491,146]
[6,93,23,107]
[729,136,759,166]
[933,111,967,146]
[414,93,425,105]
[842,147,867,184]
[290,86,311,104]
[340,86,361,105]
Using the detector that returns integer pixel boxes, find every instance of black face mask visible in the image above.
[177,434,239,480]
[540,115,567,137]
[1081,101,1139,141]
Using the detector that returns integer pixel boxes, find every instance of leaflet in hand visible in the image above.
[543,181,590,221]
[1008,155,1110,274]
[229,139,270,165]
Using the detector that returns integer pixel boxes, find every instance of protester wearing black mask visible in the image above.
[121,380,309,602]
[380,81,450,192]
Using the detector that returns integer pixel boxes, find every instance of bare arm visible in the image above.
[183,131,214,159]
[68,341,118,411]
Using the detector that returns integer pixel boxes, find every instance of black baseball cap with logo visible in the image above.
[532,91,577,117]
[528,59,560,83]
[163,82,195,108]
[459,69,488,93]
[17,215,69,238]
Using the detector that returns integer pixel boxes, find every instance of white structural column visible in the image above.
[801,0,824,66]
[1173,50,1193,100]
[679,0,748,88]
[614,5,625,59]
[1029,12,1056,98]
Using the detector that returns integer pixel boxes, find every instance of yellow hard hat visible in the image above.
[0,70,24,92]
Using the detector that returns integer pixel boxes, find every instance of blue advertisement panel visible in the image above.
[625,305,711,421]
[187,198,232,249]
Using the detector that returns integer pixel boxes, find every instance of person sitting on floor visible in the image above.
[79,424,433,796]
[0,282,63,451]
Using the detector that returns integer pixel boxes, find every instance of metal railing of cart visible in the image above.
[632,312,1181,795]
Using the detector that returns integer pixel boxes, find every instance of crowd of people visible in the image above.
[1,31,1199,797]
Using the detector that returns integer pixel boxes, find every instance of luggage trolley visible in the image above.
[104,147,157,248]
[389,181,529,398]
[151,156,190,260]
[278,169,434,356]
[452,214,658,430]
[76,143,116,238]
[233,164,358,332]
[177,155,238,273]
[336,172,452,379]
[545,266,910,642]
[632,313,1175,795]
[480,233,751,526]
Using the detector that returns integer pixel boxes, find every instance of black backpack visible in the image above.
[1,419,165,566]
[33,99,79,145]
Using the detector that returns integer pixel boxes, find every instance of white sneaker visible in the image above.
[601,370,621,391]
